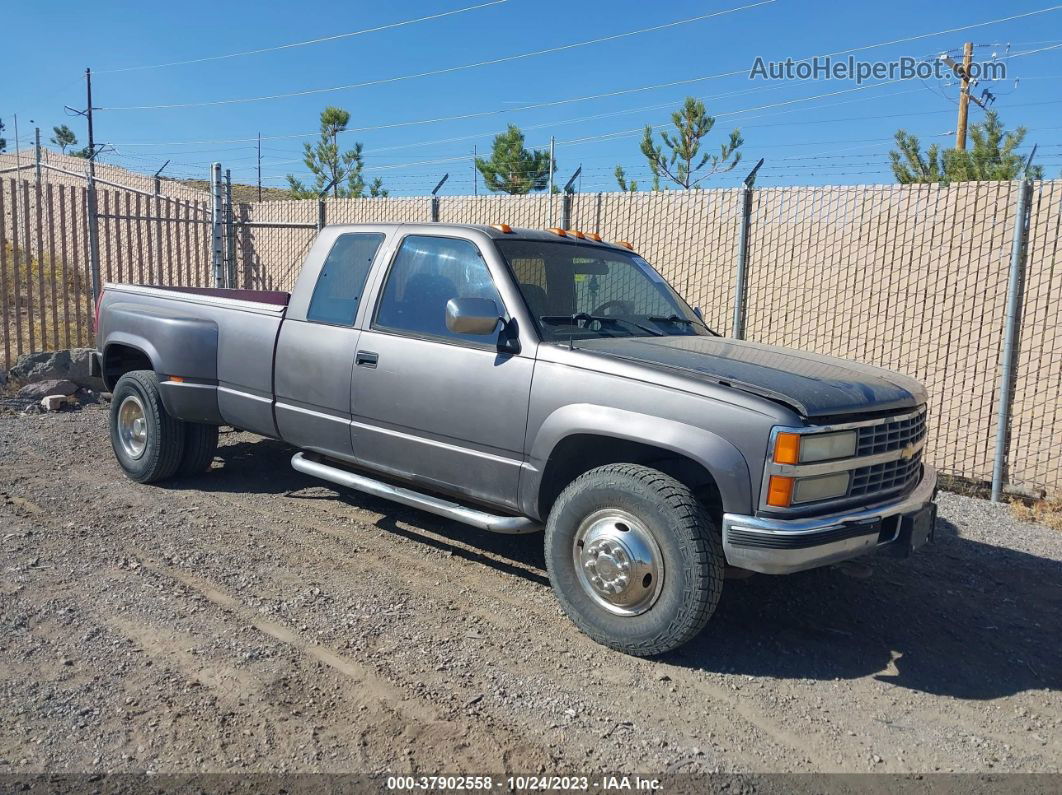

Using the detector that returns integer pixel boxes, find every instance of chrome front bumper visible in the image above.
[722,465,937,575]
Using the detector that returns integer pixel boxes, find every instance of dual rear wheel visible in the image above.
[110,370,218,483]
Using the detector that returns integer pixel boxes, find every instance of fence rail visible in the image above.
[1,171,1059,499]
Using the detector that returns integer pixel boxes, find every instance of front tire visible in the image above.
[544,464,724,656]
[109,370,185,484]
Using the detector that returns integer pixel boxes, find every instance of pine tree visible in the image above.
[475,124,554,194]
[639,97,742,190]
[890,112,1042,184]
[286,106,385,198]
[51,124,78,155]
[614,165,638,192]
[368,177,388,198]
[0,118,6,153]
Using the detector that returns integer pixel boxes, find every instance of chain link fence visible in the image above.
[1,171,1059,497]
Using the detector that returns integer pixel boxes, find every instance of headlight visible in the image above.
[792,472,851,503]
[774,430,857,464]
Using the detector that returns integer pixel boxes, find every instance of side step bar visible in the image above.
[291,452,540,535]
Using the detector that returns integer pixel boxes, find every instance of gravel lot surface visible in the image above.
[1,405,1060,776]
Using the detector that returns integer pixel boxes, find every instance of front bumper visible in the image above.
[722,465,937,574]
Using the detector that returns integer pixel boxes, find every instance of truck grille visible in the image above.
[856,407,927,456]
[849,452,923,497]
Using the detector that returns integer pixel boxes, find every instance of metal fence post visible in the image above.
[85,166,102,308]
[991,178,1033,502]
[731,158,764,339]
[225,169,236,288]
[210,163,224,287]
[431,173,448,222]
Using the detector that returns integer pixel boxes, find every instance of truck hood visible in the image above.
[574,335,927,418]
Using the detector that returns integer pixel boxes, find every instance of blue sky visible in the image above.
[3,0,1060,195]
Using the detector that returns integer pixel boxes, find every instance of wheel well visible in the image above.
[537,434,723,523]
[102,344,154,391]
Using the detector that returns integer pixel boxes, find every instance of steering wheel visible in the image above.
[591,299,633,317]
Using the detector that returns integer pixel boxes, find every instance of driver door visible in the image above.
[351,234,534,510]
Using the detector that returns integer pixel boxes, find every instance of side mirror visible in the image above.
[694,306,704,320]
[445,297,501,335]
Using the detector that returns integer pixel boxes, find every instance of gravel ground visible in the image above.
[0,405,1060,776]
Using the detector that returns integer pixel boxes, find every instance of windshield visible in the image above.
[495,239,712,342]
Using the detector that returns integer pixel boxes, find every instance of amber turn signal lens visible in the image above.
[168,376,186,383]
[547,227,567,237]
[773,432,801,464]
[766,475,794,508]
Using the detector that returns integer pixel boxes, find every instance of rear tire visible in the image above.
[179,423,219,475]
[109,370,185,484]
[544,463,723,656]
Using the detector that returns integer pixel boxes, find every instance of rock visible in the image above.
[17,380,78,400]
[8,348,103,391]
[41,395,66,412]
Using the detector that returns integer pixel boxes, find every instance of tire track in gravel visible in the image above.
[127,563,548,773]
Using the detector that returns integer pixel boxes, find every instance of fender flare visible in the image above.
[102,332,163,375]
[524,403,753,518]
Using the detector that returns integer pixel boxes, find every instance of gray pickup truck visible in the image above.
[93,223,936,656]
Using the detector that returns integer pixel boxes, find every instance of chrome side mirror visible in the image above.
[445,297,501,335]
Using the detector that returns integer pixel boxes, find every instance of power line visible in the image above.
[97,1,509,73]
[98,1,777,110]
[100,1,1062,159]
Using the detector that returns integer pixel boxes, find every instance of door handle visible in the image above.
[356,350,379,368]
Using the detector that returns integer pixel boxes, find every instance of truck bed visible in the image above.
[96,282,291,437]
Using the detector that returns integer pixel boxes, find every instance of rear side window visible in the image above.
[373,235,502,344]
[306,233,384,326]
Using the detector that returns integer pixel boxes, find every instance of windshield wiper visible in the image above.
[648,314,721,337]
[540,313,664,337]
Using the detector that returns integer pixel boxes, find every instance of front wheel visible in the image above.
[544,464,724,656]
[109,370,185,483]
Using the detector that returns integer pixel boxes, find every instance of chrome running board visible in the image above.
[291,452,540,535]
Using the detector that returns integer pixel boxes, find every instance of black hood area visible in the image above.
[576,335,927,417]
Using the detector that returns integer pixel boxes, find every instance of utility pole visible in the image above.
[941,42,988,151]
[13,114,21,174]
[85,67,96,176]
[34,126,41,182]
[955,42,974,151]
[473,145,477,196]
[257,132,262,201]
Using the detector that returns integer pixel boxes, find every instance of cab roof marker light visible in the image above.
[569,229,586,239]
[491,223,514,234]
[617,240,634,250]
[586,232,602,242]
[547,227,567,237]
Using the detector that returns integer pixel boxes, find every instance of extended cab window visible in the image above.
[306,233,385,326]
[374,235,503,344]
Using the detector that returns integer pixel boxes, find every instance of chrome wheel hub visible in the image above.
[117,395,148,459]
[573,509,663,616]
